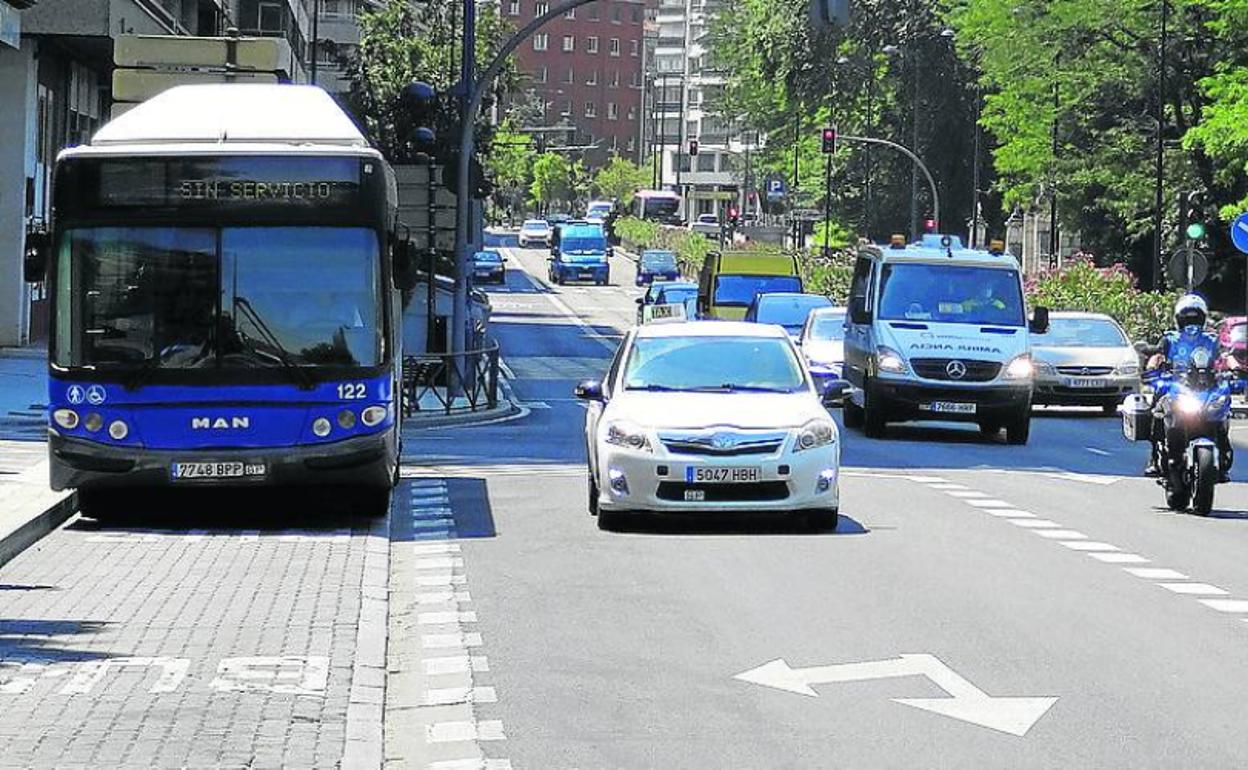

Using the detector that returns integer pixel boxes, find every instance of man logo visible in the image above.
[192,417,251,430]
[945,360,968,380]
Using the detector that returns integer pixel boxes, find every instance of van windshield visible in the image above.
[714,275,802,307]
[878,264,1025,327]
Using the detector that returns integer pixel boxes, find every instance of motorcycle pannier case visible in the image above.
[1121,394,1152,442]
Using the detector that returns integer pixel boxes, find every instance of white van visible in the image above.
[841,234,1050,444]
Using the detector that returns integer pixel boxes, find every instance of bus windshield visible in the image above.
[55,226,381,370]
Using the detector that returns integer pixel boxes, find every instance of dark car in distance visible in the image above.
[636,250,680,286]
[472,249,506,284]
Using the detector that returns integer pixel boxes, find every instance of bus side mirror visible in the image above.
[24,232,49,283]
[393,240,419,292]
[1030,306,1050,335]
[849,296,872,324]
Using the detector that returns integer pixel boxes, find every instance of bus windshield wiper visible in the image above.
[233,296,315,390]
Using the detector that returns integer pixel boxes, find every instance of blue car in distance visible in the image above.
[472,249,506,284]
[744,292,834,340]
[636,249,679,286]
[549,221,611,285]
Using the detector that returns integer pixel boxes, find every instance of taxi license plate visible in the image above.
[1061,378,1108,389]
[687,466,762,484]
[171,462,266,481]
[922,402,978,414]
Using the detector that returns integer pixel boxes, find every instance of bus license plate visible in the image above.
[923,402,978,414]
[688,466,761,484]
[171,462,266,481]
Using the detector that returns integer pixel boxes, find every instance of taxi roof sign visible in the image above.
[642,303,688,325]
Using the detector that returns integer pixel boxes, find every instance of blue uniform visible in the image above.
[1160,326,1219,372]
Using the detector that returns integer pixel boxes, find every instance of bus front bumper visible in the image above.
[49,431,396,492]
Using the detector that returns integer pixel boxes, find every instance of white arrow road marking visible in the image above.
[1238,221,1248,235]
[734,654,1056,737]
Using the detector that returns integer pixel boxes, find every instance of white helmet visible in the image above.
[1174,293,1208,330]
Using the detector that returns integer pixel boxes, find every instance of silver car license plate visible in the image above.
[688,466,762,484]
[171,462,265,480]
[923,402,978,414]
[1061,377,1108,389]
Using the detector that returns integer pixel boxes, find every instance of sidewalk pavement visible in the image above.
[0,345,47,441]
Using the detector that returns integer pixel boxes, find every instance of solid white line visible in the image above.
[1199,599,1248,613]
[418,611,478,625]
[423,632,484,649]
[1008,519,1061,528]
[1035,530,1089,540]
[1124,567,1188,580]
[1158,582,1228,596]
[965,499,1015,508]
[1085,447,1112,457]
[1061,541,1121,552]
[426,720,507,743]
[1089,553,1149,564]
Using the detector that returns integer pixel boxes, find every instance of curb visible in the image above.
[0,490,78,571]
[341,503,391,769]
[401,371,525,432]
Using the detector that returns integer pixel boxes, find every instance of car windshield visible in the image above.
[714,275,803,307]
[878,264,1025,327]
[807,313,847,341]
[623,335,806,392]
[475,251,502,263]
[1035,317,1129,347]
[641,252,677,270]
[757,297,832,331]
[522,222,547,232]
[54,226,381,369]
[1233,324,1247,344]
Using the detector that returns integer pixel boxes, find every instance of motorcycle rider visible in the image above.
[1140,294,1233,481]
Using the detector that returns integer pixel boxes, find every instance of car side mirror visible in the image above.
[606,246,615,258]
[849,296,872,325]
[1029,306,1051,335]
[574,379,604,401]
[23,232,49,283]
[635,297,645,306]
[392,239,419,291]
[822,381,851,406]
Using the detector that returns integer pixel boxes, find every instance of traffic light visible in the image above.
[821,126,837,155]
[1183,191,1207,241]
[923,217,938,233]
[688,139,699,157]
[727,206,739,223]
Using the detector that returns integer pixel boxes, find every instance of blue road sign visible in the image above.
[1231,212,1248,255]
[765,176,788,201]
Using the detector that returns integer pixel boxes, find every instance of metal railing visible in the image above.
[402,341,501,417]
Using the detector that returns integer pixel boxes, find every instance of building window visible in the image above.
[586,69,598,85]
[611,136,619,151]
[609,38,620,56]
[608,71,619,88]
[562,35,575,52]
[611,5,620,23]
[627,106,637,120]
[508,0,520,15]
[536,66,548,83]
[697,153,716,172]
[585,102,598,118]
[607,102,619,120]
[564,67,574,83]
[535,1,548,15]
[587,36,599,54]
[632,6,642,23]
[631,39,640,57]
[563,99,574,117]
[533,33,548,51]
[588,5,599,20]
[632,72,642,88]
[564,7,574,18]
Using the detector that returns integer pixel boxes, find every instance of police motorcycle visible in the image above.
[1123,345,1240,515]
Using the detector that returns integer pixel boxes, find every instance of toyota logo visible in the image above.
[711,433,735,450]
[946,360,968,380]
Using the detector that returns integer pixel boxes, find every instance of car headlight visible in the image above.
[876,346,908,374]
[605,421,653,453]
[1115,359,1140,376]
[794,419,837,452]
[1003,354,1034,380]
[1177,393,1204,415]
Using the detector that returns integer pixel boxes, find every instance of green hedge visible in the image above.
[1024,260,1178,342]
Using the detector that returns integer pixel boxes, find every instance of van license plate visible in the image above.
[689,466,762,484]
[924,402,977,414]
[171,462,266,480]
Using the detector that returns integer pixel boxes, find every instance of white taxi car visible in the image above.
[576,322,846,531]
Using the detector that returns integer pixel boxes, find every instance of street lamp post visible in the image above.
[1153,0,1170,290]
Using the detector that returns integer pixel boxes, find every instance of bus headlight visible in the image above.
[312,417,332,437]
[107,420,129,440]
[338,410,357,429]
[361,406,387,427]
[84,413,103,432]
[53,409,79,430]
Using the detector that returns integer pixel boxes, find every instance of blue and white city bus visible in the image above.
[27,85,415,516]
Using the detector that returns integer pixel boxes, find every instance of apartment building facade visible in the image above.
[507,0,648,169]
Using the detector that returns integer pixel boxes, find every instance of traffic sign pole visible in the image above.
[1231,214,1248,316]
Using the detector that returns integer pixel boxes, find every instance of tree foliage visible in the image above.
[591,156,649,206]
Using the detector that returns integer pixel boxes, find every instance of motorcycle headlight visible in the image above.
[876,346,908,374]
[1177,393,1204,415]
[1003,354,1034,380]
[794,419,837,452]
[605,421,653,453]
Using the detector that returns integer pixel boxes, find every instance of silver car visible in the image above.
[1032,311,1140,414]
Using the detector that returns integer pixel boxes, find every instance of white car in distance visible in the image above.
[518,219,553,248]
[576,322,847,531]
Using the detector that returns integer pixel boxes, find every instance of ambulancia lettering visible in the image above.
[191,417,252,430]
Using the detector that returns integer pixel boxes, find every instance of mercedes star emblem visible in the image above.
[946,360,968,380]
